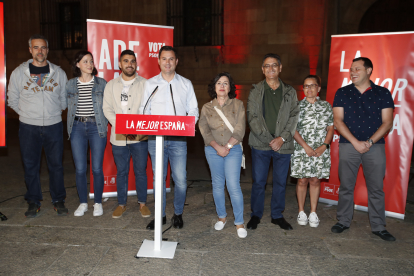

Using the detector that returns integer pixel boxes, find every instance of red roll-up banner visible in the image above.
[87,19,174,198]
[320,32,414,219]
[0,1,5,148]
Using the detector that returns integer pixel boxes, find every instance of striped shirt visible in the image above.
[76,78,95,117]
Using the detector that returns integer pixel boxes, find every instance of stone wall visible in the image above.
[4,0,381,118]
[177,0,328,107]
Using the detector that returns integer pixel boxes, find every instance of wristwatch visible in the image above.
[367,139,374,146]
[226,143,233,149]
[322,143,330,149]
[281,137,285,142]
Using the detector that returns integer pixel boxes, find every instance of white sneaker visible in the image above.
[309,212,320,228]
[74,203,88,217]
[297,211,308,226]
[214,220,227,230]
[93,203,103,217]
[237,227,247,238]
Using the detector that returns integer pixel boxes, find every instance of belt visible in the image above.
[75,116,96,123]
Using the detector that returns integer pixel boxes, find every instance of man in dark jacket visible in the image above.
[246,53,299,230]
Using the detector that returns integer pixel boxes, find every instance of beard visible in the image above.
[122,67,136,77]
[35,54,47,63]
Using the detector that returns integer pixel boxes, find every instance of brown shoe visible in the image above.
[140,205,151,218]
[112,205,127,218]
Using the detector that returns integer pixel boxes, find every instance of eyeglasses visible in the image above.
[303,84,319,89]
[263,63,279,69]
[216,82,229,87]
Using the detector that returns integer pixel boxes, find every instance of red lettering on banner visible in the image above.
[148,42,165,58]
[116,114,195,137]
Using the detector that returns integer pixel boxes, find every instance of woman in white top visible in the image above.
[66,51,108,217]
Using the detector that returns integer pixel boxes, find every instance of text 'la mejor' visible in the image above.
[126,120,186,131]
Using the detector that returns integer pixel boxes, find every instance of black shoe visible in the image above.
[372,230,396,241]
[247,216,261,230]
[25,203,40,218]
[271,217,293,230]
[331,222,349,233]
[172,214,184,229]
[53,201,68,216]
[146,216,167,230]
[0,212,7,221]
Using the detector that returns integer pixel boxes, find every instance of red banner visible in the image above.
[0,2,5,147]
[116,114,195,136]
[87,19,174,198]
[320,32,414,219]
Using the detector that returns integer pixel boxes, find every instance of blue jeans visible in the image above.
[148,137,187,217]
[70,121,107,204]
[19,121,65,206]
[205,145,244,225]
[112,141,148,205]
[251,147,291,219]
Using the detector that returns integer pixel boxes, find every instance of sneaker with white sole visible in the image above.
[309,212,320,228]
[214,220,227,230]
[297,211,308,226]
[74,203,88,217]
[93,203,103,216]
[237,227,247,238]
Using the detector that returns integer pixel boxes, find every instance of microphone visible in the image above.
[142,86,158,114]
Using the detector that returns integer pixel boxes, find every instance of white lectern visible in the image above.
[115,114,195,259]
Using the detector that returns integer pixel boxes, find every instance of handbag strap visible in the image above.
[213,104,246,169]
[214,106,234,133]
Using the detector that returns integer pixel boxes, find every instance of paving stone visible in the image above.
[308,256,353,276]
[340,258,414,276]
[0,225,49,243]
[43,246,109,276]
[324,238,414,260]
[35,227,177,248]
[200,252,312,276]
[177,230,331,257]
[0,243,66,276]
[92,247,202,275]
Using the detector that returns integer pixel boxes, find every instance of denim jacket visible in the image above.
[66,76,108,138]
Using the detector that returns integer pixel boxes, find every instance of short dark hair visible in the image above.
[352,57,373,74]
[120,49,136,60]
[28,34,49,48]
[158,46,178,59]
[303,75,321,86]
[72,50,98,77]
[207,72,237,99]
[262,53,282,67]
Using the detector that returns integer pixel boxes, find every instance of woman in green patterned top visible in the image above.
[291,75,334,228]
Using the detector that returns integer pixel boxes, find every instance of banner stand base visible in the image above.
[136,239,178,259]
